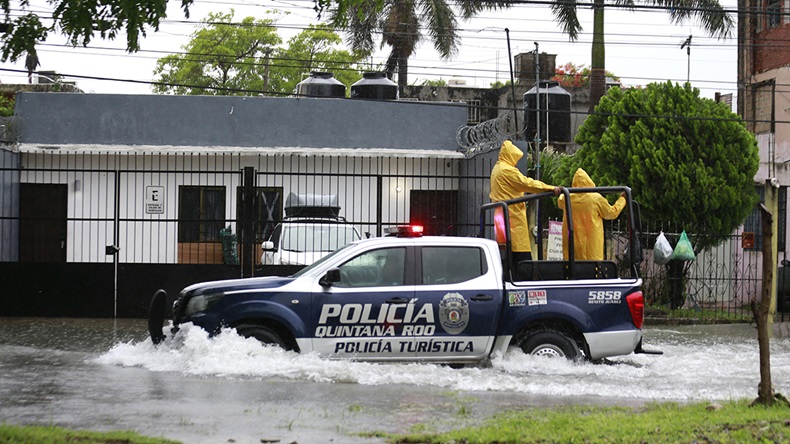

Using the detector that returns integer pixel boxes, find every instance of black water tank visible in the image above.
[524,81,571,143]
[350,72,398,100]
[296,72,346,98]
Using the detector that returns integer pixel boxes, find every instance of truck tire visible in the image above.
[235,325,289,350]
[520,331,581,360]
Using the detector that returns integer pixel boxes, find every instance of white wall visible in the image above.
[20,149,461,263]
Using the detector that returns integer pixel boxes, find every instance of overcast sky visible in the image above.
[0,0,738,101]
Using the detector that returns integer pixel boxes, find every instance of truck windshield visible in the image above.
[282,225,359,253]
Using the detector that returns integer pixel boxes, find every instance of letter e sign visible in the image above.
[145,186,165,214]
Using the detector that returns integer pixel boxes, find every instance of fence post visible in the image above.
[765,179,779,326]
[376,175,383,237]
[112,169,120,317]
[240,167,256,278]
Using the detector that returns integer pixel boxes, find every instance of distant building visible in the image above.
[402,52,594,153]
[737,0,790,255]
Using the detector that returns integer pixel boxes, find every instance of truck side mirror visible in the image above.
[319,268,342,287]
[262,241,275,251]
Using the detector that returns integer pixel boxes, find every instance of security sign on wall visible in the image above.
[145,186,165,214]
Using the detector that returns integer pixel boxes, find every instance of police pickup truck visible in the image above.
[149,187,656,363]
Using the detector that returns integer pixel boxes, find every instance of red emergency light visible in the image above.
[384,225,424,237]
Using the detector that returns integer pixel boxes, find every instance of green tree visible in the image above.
[153,13,364,95]
[0,95,14,117]
[272,25,363,94]
[561,81,759,308]
[490,80,511,89]
[153,11,282,95]
[0,0,181,62]
[548,0,732,112]
[329,0,504,96]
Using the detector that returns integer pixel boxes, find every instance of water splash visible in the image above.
[94,323,790,402]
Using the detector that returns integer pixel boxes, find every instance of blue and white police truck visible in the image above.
[148,187,659,363]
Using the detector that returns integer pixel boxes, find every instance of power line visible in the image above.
[1,66,779,127]
[0,0,745,93]
[30,41,739,94]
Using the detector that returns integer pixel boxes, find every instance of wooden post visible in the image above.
[753,203,773,405]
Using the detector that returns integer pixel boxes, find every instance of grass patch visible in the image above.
[0,423,179,443]
[390,400,790,443]
[646,305,752,324]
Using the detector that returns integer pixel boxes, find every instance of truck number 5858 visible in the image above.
[588,290,622,303]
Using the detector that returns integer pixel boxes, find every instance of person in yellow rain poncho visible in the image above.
[558,168,626,261]
[490,140,560,263]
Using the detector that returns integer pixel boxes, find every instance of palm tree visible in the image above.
[331,0,505,95]
[24,48,40,84]
[550,0,733,112]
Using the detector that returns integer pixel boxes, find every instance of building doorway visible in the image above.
[19,183,67,262]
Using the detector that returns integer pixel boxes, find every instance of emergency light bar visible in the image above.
[384,225,424,237]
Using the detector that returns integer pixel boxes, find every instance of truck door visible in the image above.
[413,245,502,361]
[311,246,416,359]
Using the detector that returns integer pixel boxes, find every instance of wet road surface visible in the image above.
[1,318,788,443]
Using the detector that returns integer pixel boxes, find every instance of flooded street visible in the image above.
[1,318,789,444]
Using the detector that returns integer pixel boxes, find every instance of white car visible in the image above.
[261,218,362,265]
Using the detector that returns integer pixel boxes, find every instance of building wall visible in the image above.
[1,92,472,266]
[752,23,790,73]
[736,0,790,260]
[751,68,790,186]
[15,148,462,264]
[13,93,467,150]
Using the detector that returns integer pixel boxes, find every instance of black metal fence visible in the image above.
[1,147,787,321]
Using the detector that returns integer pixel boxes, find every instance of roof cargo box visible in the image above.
[285,193,341,218]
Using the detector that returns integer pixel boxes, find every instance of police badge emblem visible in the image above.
[438,293,469,335]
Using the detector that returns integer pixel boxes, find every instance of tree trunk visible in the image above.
[588,0,606,113]
[397,54,408,97]
[667,261,686,309]
[752,204,774,406]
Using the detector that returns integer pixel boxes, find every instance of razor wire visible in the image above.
[456,111,519,158]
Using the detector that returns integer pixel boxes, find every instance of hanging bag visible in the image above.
[653,231,673,265]
[671,230,696,261]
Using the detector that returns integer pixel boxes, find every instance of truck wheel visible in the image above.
[520,331,580,360]
[235,325,289,350]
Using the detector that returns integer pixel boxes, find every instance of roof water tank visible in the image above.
[524,80,572,143]
[296,72,346,98]
[350,72,398,100]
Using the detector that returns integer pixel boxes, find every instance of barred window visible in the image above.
[237,186,283,242]
[178,186,226,242]
[752,80,775,134]
[767,0,783,29]
[467,100,482,125]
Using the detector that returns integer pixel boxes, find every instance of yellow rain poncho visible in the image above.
[558,168,626,261]
[489,140,556,253]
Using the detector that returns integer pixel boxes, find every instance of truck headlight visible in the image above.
[184,293,224,316]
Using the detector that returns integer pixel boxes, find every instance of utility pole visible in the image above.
[263,48,272,95]
[680,35,692,84]
[505,28,519,139]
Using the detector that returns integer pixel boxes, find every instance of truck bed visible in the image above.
[515,260,619,281]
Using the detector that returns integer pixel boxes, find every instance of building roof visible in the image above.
[15,143,464,158]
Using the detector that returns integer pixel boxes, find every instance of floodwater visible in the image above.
[1,318,789,444]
